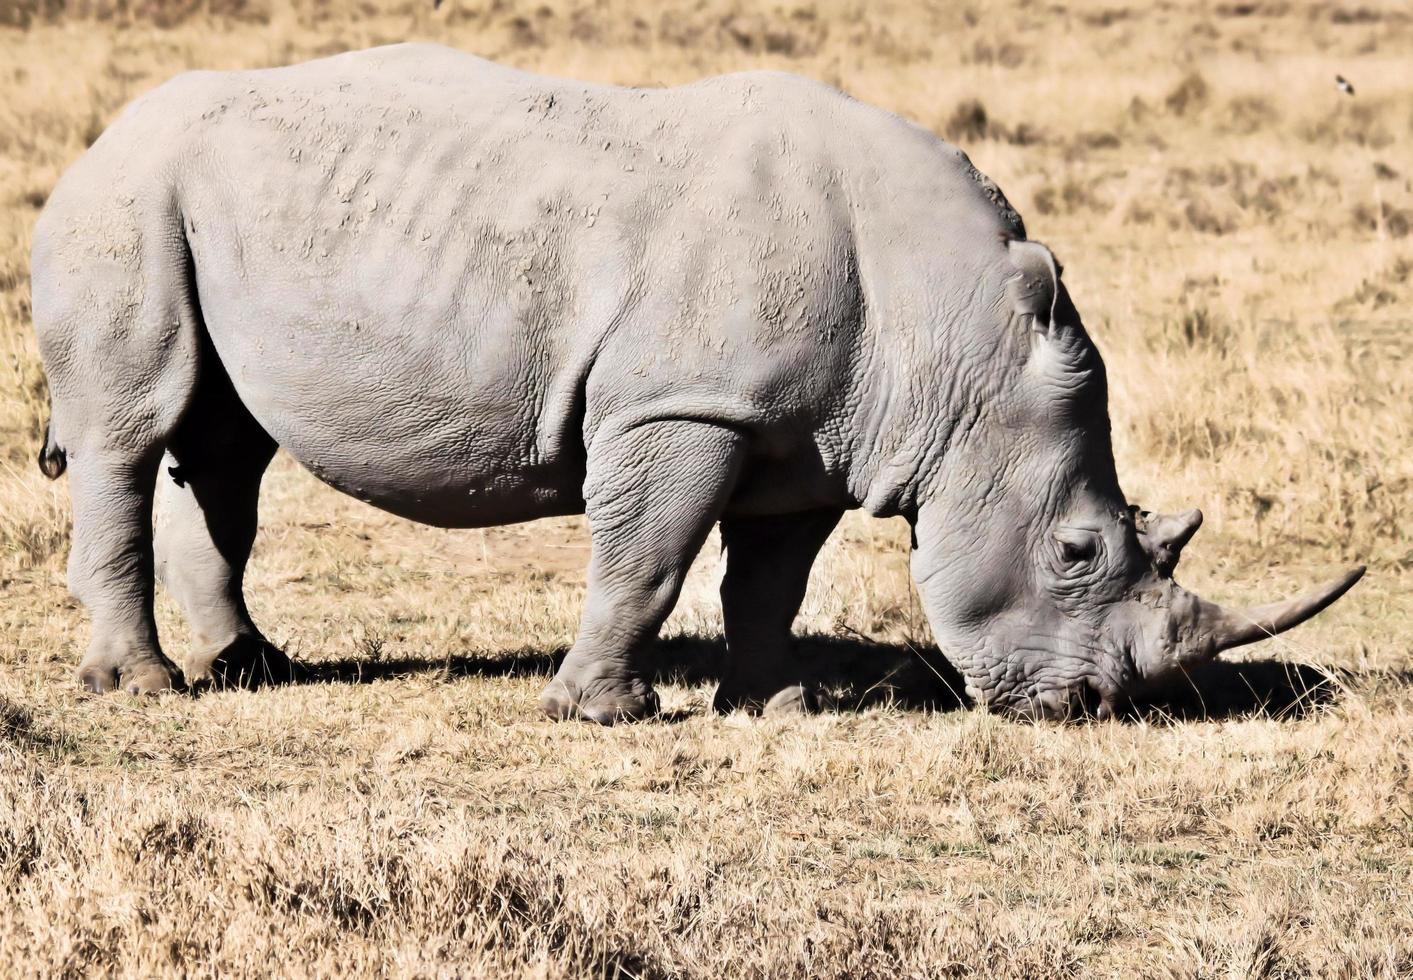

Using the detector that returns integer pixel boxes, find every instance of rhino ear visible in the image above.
[1007,239,1060,338]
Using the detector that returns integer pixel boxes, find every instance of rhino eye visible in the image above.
[1054,527,1100,566]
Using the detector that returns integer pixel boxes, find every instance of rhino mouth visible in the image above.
[1025,681,1109,721]
[998,675,1123,722]
[964,634,1139,722]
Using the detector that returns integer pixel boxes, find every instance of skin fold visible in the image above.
[31,43,1361,721]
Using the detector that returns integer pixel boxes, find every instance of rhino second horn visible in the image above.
[1137,507,1203,573]
[1200,565,1367,653]
[1154,508,1203,555]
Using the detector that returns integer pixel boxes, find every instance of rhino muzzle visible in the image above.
[915,504,1366,722]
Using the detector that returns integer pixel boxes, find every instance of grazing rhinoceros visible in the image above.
[32,43,1362,721]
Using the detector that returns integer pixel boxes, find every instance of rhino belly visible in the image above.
[192,270,586,528]
[235,343,584,528]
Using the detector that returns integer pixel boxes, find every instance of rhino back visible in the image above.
[41,44,1024,524]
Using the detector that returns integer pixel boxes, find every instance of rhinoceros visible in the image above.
[32,43,1362,722]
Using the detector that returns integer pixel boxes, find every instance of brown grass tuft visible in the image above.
[1164,71,1210,117]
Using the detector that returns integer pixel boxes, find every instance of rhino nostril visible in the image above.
[1022,687,1089,722]
[999,686,1110,723]
[1036,683,1107,722]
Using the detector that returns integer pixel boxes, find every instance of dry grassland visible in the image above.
[1,0,1411,975]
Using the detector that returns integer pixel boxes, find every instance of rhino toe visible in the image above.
[77,663,119,694]
[715,682,819,716]
[538,678,659,724]
[77,649,182,696]
[762,684,818,716]
[122,661,183,695]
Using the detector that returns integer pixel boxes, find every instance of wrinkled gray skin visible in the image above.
[32,44,1363,722]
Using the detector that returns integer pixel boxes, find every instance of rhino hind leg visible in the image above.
[539,420,747,724]
[36,208,206,695]
[66,449,185,694]
[58,377,189,695]
[713,509,842,715]
[154,370,290,689]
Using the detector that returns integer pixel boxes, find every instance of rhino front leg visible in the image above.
[155,386,290,689]
[714,509,842,714]
[539,420,747,724]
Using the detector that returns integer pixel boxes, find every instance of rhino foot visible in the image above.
[713,682,819,716]
[538,676,660,725]
[763,684,818,715]
[186,635,299,690]
[77,652,184,696]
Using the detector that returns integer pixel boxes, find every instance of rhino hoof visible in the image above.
[188,636,299,690]
[78,659,183,696]
[713,683,818,716]
[538,679,659,725]
[762,684,818,715]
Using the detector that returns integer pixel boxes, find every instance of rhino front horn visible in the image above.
[1199,565,1366,653]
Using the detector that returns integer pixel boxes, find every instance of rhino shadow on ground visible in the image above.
[293,634,971,714]
[293,635,1348,721]
[1131,659,1344,722]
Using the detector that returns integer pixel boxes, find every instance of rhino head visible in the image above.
[906,238,1364,719]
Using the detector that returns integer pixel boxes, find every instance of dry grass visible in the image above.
[1,0,1411,975]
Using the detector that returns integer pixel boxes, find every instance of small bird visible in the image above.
[1336,75,1355,96]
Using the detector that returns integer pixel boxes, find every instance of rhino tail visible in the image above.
[38,420,67,480]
